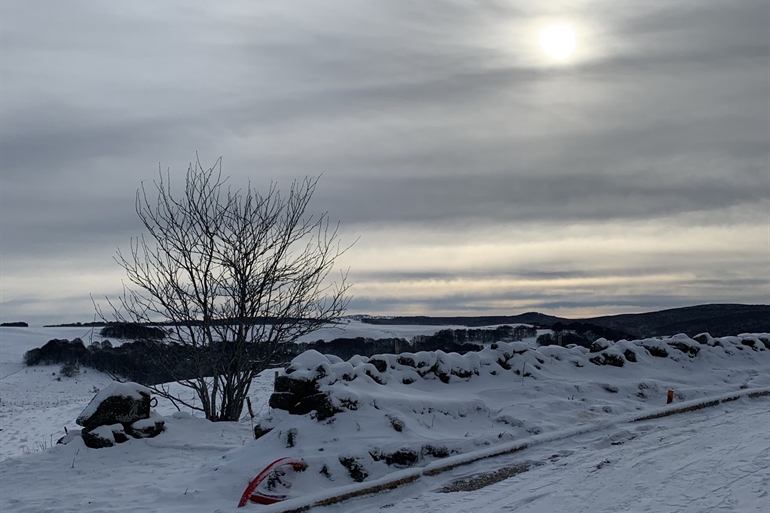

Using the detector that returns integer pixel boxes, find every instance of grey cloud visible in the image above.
[349,284,768,317]
[1,106,199,178]
[612,0,769,48]
[351,267,766,285]
[317,172,768,226]
[0,192,137,258]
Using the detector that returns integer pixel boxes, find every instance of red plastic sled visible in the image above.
[237,457,308,507]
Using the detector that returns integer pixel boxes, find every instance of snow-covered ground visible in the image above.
[293,319,483,343]
[1,325,768,512]
[328,395,770,513]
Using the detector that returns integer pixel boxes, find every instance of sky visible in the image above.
[1,0,769,326]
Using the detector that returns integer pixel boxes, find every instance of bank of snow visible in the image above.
[220,333,769,500]
[0,330,768,513]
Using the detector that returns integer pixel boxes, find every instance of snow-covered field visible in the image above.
[1,324,768,512]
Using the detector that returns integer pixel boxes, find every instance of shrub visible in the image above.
[100,324,166,340]
[60,362,80,377]
[23,348,42,366]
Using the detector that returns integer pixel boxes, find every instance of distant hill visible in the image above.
[358,312,564,328]
[359,304,770,338]
[581,304,770,338]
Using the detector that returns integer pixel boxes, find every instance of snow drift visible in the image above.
[223,332,769,502]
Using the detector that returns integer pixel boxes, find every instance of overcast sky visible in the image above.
[1,0,768,326]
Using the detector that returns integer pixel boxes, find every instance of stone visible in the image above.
[666,340,700,357]
[339,456,369,482]
[387,413,405,432]
[112,424,129,444]
[76,382,151,429]
[589,351,625,367]
[126,411,165,438]
[82,424,125,449]
[286,427,298,447]
[421,444,452,458]
[590,339,610,353]
[384,448,419,468]
[623,349,638,362]
[693,333,713,345]
[639,341,668,358]
[253,423,273,440]
[292,393,340,420]
[396,355,417,368]
[270,373,342,420]
[269,392,299,411]
[740,338,765,351]
[368,356,388,373]
[273,375,320,397]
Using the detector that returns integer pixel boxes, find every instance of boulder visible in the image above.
[270,373,340,420]
[368,356,389,373]
[269,391,300,411]
[384,448,419,468]
[339,456,368,482]
[590,338,611,353]
[638,340,668,358]
[693,333,714,345]
[254,423,273,440]
[665,338,700,357]
[589,351,625,367]
[369,447,421,468]
[274,375,320,398]
[291,393,340,420]
[77,382,151,429]
[126,411,165,438]
[82,424,126,449]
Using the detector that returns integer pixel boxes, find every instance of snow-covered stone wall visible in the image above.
[269,333,769,421]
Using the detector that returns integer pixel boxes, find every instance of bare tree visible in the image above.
[102,157,351,421]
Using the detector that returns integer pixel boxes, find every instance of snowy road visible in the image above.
[325,396,770,513]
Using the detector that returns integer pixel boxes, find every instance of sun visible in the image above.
[539,23,576,61]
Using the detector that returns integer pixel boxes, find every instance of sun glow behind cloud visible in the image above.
[539,23,576,61]
[481,16,599,69]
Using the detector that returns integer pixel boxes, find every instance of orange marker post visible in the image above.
[666,389,674,404]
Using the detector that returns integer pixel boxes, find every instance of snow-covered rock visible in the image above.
[76,381,152,429]
[82,423,127,448]
[127,411,165,438]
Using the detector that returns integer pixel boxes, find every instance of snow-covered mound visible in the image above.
[217,332,769,499]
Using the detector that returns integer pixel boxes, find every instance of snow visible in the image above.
[323,394,770,513]
[1,325,769,512]
[90,423,123,441]
[132,410,165,430]
[293,319,499,344]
